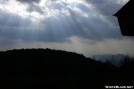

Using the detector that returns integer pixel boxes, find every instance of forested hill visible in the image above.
[0,48,133,88]
[0,48,116,76]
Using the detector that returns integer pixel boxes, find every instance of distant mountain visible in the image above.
[91,54,126,62]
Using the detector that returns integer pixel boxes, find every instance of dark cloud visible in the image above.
[65,8,124,40]
[0,9,31,27]
[84,0,125,26]
[0,0,132,43]
[85,0,105,4]
[0,9,125,43]
[16,0,41,4]
[5,0,43,14]
[16,0,44,14]
[26,4,44,14]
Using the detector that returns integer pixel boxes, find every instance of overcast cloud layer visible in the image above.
[0,0,134,56]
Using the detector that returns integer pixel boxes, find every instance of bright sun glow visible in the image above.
[0,0,84,20]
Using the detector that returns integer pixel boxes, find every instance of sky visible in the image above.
[0,0,133,57]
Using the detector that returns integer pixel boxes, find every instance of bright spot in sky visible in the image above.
[2,0,78,18]
[0,0,128,20]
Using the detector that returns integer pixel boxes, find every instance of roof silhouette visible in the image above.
[114,0,134,36]
[114,0,134,16]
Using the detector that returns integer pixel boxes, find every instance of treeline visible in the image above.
[0,48,116,77]
[0,48,133,88]
[105,55,134,74]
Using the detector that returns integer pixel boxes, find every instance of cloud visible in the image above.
[0,9,31,27]
[0,0,132,44]
[0,9,125,43]
[16,0,41,4]
[15,0,44,14]
[26,4,44,14]
[84,0,129,26]
[0,0,134,57]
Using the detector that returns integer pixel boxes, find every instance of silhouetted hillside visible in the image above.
[0,48,133,88]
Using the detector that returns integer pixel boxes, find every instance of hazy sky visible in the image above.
[0,0,133,57]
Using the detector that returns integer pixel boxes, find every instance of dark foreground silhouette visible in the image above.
[114,0,134,36]
[0,48,133,88]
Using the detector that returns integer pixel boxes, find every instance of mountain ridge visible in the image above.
[0,48,133,88]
